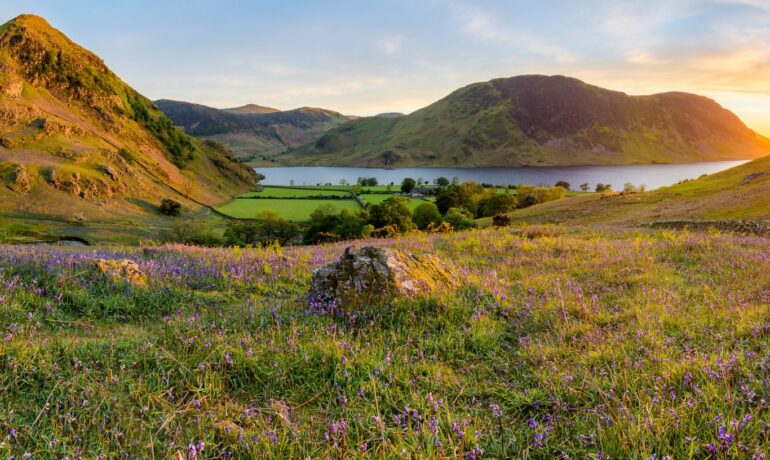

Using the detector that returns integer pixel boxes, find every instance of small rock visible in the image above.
[308,246,458,310]
[92,259,148,287]
[8,164,30,194]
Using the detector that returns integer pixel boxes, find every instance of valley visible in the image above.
[2,7,770,458]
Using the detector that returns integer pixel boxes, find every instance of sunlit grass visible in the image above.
[1,227,770,458]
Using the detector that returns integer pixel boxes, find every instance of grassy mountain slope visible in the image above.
[223,103,279,114]
[0,14,256,240]
[156,99,352,165]
[494,156,770,225]
[283,75,770,167]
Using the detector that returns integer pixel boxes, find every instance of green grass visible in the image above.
[359,193,434,210]
[216,198,362,220]
[2,227,770,458]
[239,186,351,198]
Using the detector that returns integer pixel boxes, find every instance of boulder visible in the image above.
[308,246,458,309]
[8,164,30,194]
[92,259,147,287]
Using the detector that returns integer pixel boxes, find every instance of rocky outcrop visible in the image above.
[47,169,114,199]
[308,246,459,310]
[92,259,147,287]
[8,164,30,193]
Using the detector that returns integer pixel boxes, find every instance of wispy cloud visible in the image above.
[445,1,577,63]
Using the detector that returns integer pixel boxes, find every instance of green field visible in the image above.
[239,186,351,198]
[217,198,362,220]
[359,193,434,210]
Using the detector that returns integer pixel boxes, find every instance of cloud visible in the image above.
[377,35,403,56]
[445,1,577,63]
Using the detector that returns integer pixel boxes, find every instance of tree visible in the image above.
[401,177,416,194]
[444,207,477,231]
[366,177,378,186]
[435,183,480,216]
[412,202,442,230]
[579,183,589,192]
[224,210,300,246]
[368,196,415,233]
[339,179,348,186]
[533,186,566,204]
[555,180,570,190]
[435,176,450,187]
[595,183,612,192]
[479,194,517,217]
[159,198,182,216]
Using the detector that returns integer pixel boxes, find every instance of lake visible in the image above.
[255,161,749,191]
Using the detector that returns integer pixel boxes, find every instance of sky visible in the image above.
[3,0,770,135]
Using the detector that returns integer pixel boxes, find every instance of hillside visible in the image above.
[283,75,770,167]
[0,14,257,240]
[223,103,279,114]
[156,99,352,164]
[494,155,770,225]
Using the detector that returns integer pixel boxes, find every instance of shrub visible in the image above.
[224,210,300,246]
[368,196,415,233]
[480,194,517,217]
[370,224,400,238]
[492,213,511,227]
[555,180,571,190]
[304,206,370,244]
[444,207,477,231]
[159,221,223,246]
[413,202,442,230]
[426,221,453,233]
[159,198,182,216]
[522,224,565,239]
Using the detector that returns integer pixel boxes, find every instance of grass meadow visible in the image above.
[1,226,770,458]
[216,198,362,221]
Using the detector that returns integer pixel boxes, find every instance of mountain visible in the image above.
[496,156,770,225]
[0,14,257,237]
[156,99,352,164]
[282,75,770,167]
[223,103,279,114]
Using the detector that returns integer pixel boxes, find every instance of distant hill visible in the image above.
[376,112,405,118]
[223,103,279,114]
[497,156,770,225]
[156,100,351,164]
[0,14,256,239]
[282,75,770,167]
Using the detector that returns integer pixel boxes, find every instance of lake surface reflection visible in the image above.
[255,161,748,191]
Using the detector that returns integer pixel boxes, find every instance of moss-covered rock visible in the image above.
[308,246,458,310]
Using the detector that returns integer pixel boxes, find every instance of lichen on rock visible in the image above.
[308,246,459,311]
[92,259,147,287]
